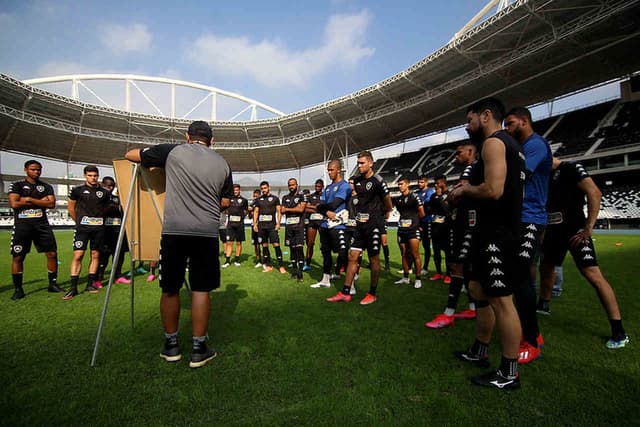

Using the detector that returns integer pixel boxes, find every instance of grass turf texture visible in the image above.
[0,229,637,426]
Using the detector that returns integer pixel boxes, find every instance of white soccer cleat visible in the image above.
[310,282,331,289]
[394,278,410,285]
[350,285,357,295]
[414,279,422,289]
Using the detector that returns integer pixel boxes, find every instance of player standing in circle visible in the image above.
[393,177,425,288]
[225,184,249,267]
[538,157,629,349]
[415,175,435,276]
[97,176,131,286]
[304,179,324,271]
[425,142,477,328]
[281,178,308,281]
[8,160,62,300]
[248,189,263,268]
[327,151,392,305]
[253,181,285,273]
[126,120,233,368]
[428,175,452,283]
[449,98,525,389]
[64,165,110,300]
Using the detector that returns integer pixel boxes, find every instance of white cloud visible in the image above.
[188,10,374,88]
[100,23,152,55]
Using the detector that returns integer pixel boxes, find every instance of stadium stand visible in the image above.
[600,185,640,219]
[595,100,640,152]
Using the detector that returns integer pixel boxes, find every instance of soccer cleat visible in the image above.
[262,266,273,273]
[425,313,455,329]
[414,279,422,289]
[471,369,520,390]
[115,276,131,284]
[254,262,262,268]
[420,269,429,276]
[147,274,156,282]
[11,288,25,300]
[429,273,443,281]
[234,262,241,267]
[62,289,78,300]
[443,275,452,284]
[350,285,357,295]
[221,262,230,269]
[536,301,550,315]
[551,287,563,297]
[189,343,217,368]
[279,266,287,274]
[48,284,65,293]
[394,277,410,285]
[302,265,311,272]
[537,333,545,348]
[453,308,477,319]
[605,335,630,349]
[518,342,541,364]
[160,340,182,362]
[85,284,100,294]
[359,293,377,305]
[136,266,149,274]
[93,281,103,289]
[326,292,352,303]
[310,281,330,289]
[454,348,490,368]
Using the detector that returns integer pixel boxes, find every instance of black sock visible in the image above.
[225,256,230,264]
[275,246,283,267]
[447,275,464,311]
[70,275,79,291]
[341,285,351,295]
[48,271,58,287]
[12,273,23,289]
[88,274,97,286]
[305,257,311,266]
[383,245,389,263]
[234,256,240,263]
[609,319,626,339]
[262,247,271,266]
[499,355,518,378]
[470,339,489,358]
[368,286,377,296]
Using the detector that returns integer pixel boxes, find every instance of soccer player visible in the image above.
[425,142,477,328]
[428,175,451,283]
[248,189,262,267]
[415,175,435,276]
[304,179,324,270]
[538,157,629,349]
[97,176,131,286]
[219,210,230,267]
[504,106,552,363]
[450,98,524,389]
[281,178,307,281]
[8,160,62,300]
[126,120,233,368]
[327,151,392,305]
[225,184,249,267]
[64,165,111,300]
[393,176,425,288]
[310,160,351,289]
[253,181,285,273]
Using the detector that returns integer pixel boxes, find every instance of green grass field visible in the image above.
[0,229,638,426]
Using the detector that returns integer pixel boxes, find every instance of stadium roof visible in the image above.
[1,0,639,172]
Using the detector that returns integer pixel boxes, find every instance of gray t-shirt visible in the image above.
[140,143,233,237]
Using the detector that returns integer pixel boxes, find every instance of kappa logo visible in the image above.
[519,251,531,259]
[526,224,537,231]
[36,185,45,193]
[373,245,379,250]
[366,182,373,190]
[465,233,472,239]
[583,254,594,260]
[490,268,504,276]
[461,248,468,254]
[489,256,502,264]
[83,190,90,194]
[74,241,84,248]
[522,241,533,249]
[463,241,471,247]
[13,245,23,253]
[581,246,593,252]
[487,244,500,252]
[491,280,506,288]
[524,232,535,239]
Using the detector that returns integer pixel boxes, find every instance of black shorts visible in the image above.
[517,222,545,266]
[468,229,518,297]
[226,224,245,242]
[319,227,348,254]
[219,229,230,243]
[448,226,472,264]
[10,221,57,256]
[285,226,305,247]
[397,227,421,244]
[103,226,129,253]
[541,223,598,269]
[350,221,384,256]
[258,228,280,244]
[73,226,105,252]
[159,234,220,293]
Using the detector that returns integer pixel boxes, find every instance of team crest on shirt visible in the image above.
[96,191,104,198]
[75,241,84,249]
[294,197,300,203]
[366,182,373,190]
[353,199,359,205]
[36,185,45,193]
[13,245,23,253]
[268,197,273,202]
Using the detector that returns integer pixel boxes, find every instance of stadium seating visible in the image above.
[599,185,640,219]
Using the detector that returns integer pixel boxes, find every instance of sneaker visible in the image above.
[360,293,377,305]
[11,288,25,300]
[222,262,230,269]
[262,266,273,273]
[420,269,429,276]
[48,284,65,293]
[429,273,443,281]
[85,284,100,294]
[189,343,217,368]
[518,342,541,364]
[394,277,410,285]
[454,349,490,368]
[160,340,182,362]
[254,262,262,268]
[350,285,357,295]
[310,281,330,289]
[302,265,311,272]
[471,369,520,390]
[414,280,422,289]
[115,276,131,284]
[234,262,241,267]
[326,292,351,303]
[537,333,545,348]
[425,313,455,329]
[136,266,149,274]
[605,335,630,349]
[147,274,156,282]
[94,281,104,289]
[536,304,551,316]
[63,289,78,300]
[443,275,452,284]
[551,288,563,297]
[279,266,287,274]
[453,308,477,319]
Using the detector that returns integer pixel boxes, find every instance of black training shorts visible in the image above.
[541,223,598,269]
[10,221,57,256]
[159,234,220,293]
